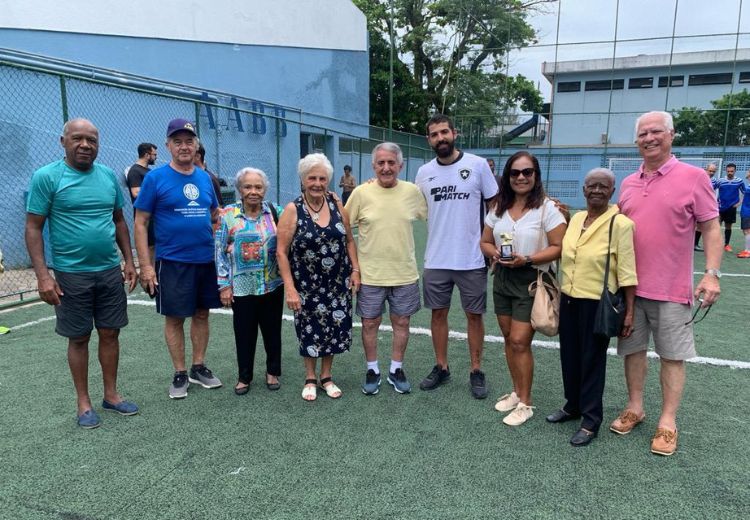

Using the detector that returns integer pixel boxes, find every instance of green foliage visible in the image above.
[673,89,750,146]
[353,0,550,130]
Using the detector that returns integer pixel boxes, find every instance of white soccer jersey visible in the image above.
[415,151,499,270]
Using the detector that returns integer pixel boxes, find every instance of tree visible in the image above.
[353,0,552,130]
[673,89,750,146]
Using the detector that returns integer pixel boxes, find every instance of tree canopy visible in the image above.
[353,0,551,133]
[673,89,750,146]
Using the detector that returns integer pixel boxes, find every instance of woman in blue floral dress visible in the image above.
[277,153,361,401]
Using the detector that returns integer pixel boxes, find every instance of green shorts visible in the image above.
[492,265,538,322]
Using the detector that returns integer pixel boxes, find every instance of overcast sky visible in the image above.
[509,0,750,101]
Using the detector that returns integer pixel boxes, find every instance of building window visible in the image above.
[628,77,653,89]
[739,72,750,83]
[688,73,732,86]
[557,81,581,93]
[585,79,624,91]
[658,75,684,87]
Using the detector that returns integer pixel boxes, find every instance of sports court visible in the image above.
[1,222,748,519]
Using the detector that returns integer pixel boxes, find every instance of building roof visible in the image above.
[542,48,750,82]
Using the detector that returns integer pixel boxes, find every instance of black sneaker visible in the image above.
[469,369,488,399]
[169,371,189,399]
[188,364,223,389]
[419,364,450,391]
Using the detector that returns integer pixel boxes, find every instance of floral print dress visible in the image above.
[290,195,352,357]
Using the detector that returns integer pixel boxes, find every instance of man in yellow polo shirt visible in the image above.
[345,142,427,394]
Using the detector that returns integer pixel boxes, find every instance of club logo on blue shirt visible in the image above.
[183,183,200,206]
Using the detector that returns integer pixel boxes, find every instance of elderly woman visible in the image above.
[277,153,361,401]
[216,168,284,395]
[546,167,637,446]
[480,151,567,426]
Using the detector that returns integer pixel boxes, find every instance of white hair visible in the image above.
[372,142,404,166]
[235,167,269,191]
[634,111,674,140]
[584,167,616,186]
[298,153,333,183]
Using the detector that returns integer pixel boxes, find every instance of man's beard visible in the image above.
[432,140,455,159]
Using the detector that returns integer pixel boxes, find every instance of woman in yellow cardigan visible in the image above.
[546,167,638,446]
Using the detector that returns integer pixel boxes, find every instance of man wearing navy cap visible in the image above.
[134,118,223,399]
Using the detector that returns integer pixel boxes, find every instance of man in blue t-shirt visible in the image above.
[712,163,746,251]
[25,118,139,429]
[737,171,750,258]
[134,119,223,399]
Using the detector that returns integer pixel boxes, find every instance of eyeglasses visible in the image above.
[684,301,712,326]
[509,168,535,178]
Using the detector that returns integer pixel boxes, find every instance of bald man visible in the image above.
[25,119,139,429]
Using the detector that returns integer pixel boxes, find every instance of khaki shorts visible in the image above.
[617,297,696,360]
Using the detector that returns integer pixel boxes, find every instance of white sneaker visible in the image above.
[503,402,535,426]
[494,391,520,412]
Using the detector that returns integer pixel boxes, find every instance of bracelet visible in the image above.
[352,268,360,273]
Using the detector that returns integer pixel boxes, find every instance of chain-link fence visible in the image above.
[0,55,433,303]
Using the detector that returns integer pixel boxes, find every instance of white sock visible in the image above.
[367,361,379,375]
[745,234,750,251]
[390,360,403,373]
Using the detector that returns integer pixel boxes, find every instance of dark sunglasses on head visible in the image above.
[509,168,535,178]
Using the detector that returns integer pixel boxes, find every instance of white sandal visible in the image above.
[302,379,317,401]
[320,377,342,399]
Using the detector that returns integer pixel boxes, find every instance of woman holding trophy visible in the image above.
[480,151,567,426]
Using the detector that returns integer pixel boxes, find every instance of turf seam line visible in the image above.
[122,299,750,370]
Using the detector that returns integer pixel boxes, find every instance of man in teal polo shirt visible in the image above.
[25,118,139,429]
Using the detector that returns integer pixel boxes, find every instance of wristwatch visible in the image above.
[524,256,533,267]
[704,268,722,278]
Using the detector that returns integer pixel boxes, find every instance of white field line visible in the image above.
[124,300,750,370]
[3,298,748,370]
[693,271,750,277]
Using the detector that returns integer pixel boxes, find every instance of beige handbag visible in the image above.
[528,201,560,336]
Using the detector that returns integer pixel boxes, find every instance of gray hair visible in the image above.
[61,118,97,138]
[372,142,404,166]
[634,110,674,140]
[584,167,616,186]
[235,167,269,192]
[298,153,333,183]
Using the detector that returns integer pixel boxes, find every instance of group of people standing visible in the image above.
[25,111,721,457]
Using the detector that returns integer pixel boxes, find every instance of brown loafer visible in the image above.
[651,427,678,456]
[609,410,646,435]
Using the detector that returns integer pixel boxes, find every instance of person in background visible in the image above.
[736,170,750,258]
[194,139,225,206]
[694,163,717,251]
[339,164,357,206]
[216,167,284,395]
[277,153,360,401]
[711,162,745,252]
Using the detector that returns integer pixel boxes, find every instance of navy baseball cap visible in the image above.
[166,118,197,137]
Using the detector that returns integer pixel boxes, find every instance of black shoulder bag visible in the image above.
[593,215,627,338]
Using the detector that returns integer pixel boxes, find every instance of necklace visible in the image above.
[304,194,325,222]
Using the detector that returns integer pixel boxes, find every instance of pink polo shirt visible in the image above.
[618,155,718,304]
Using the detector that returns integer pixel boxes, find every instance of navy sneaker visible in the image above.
[469,369,488,399]
[387,368,411,394]
[419,364,450,391]
[169,371,189,399]
[361,369,381,395]
[77,409,101,429]
[102,399,139,416]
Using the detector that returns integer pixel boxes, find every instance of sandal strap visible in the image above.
[319,376,332,385]
[304,378,317,385]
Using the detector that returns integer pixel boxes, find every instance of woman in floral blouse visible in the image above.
[277,153,361,401]
[216,168,284,395]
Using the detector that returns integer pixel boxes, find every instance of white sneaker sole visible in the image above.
[188,377,222,389]
[387,377,411,394]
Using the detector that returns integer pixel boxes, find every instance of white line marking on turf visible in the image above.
[693,271,750,277]
[10,299,750,370]
[229,467,245,475]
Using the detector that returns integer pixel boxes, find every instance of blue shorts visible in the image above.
[155,259,221,317]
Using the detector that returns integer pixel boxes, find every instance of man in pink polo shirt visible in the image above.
[611,111,722,456]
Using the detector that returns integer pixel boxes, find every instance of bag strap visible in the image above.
[268,202,279,226]
[536,199,547,252]
[602,213,618,291]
